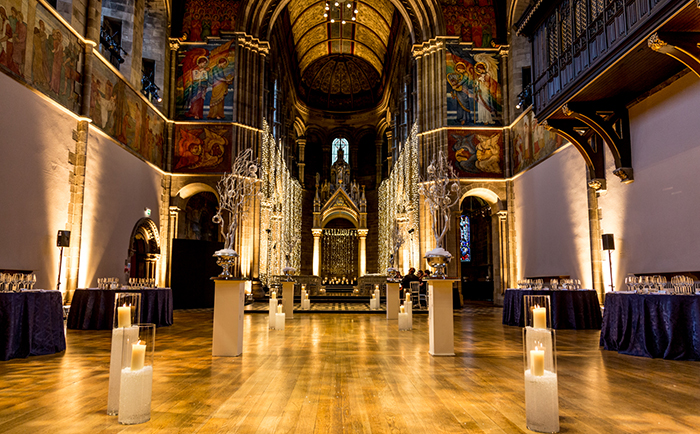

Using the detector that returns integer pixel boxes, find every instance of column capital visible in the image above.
[169,38,181,51]
[312,228,323,237]
[357,229,369,237]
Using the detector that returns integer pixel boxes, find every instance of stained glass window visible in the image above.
[460,215,471,262]
[332,138,349,164]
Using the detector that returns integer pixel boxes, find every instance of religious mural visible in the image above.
[0,0,82,112]
[90,58,165,168]
[446,44,501,126]
[180,0,240,42]
[448,129,504,178]
[175,39,235,120]
[173,124,232,173]
[440,0,498,48]
[511,110,566,174]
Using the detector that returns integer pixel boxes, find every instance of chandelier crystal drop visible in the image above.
[325,1,358,25]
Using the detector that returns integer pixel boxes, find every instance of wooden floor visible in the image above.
[1,304,699,433]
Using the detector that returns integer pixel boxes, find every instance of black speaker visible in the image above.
[57,230,71,247]
[602,234,615,251]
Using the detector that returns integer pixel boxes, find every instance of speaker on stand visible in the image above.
[56,230,71,292]
[602,234,615,293]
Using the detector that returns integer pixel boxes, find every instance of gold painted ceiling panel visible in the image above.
[288,0,319,26]
[368,0,394,27]
[355,25,386,60]
[355,6,390,43]
[354,44,382,74]
[292,3,326,43]
[299,43,328,72]
[296,25,326,60]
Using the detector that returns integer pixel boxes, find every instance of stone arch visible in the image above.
[127,218,161,280]
[459,186,505,212]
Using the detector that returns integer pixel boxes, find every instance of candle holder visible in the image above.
[275,304,285,330]
[301,289,311,309]
[269,298,278,329]
[524,295,552,329]
[107,293,141,415]
[523,326,559,433]
[118,323,156,425]
[399,301,412,330]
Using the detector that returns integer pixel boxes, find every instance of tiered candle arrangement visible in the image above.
[107,293,141,416]
[301,284,311,309]
[118,324,155,425]
[370,284,380,310]
[398,300,412,331]
[522,295,559,433]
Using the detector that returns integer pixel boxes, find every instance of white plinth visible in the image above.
[524,369,560,432]
[398,312,412,330]
[107,326,139,415]
[269,299,278,329]
[428,279,457,356]
[213,279,245,357]
[369,297,379,310]
[275,313,286,330]
[118,366,153,424]
[301,298,311,309]
[282,281,294,319]
[386,282,400,320]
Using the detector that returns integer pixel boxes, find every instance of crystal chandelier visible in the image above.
[324,1,358,25]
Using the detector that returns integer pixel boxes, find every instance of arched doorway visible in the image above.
[459,196,493,301]
[128,218,161,280]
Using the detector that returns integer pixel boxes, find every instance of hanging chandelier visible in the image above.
[324,1,358,25]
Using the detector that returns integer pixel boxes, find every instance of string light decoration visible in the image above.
[378,123,420,274]
[324,1,358,25]
[259,120,302,287]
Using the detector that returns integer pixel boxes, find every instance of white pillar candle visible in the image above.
[400,305,405,314]
[532,306,547,329]
[530,347,545,376]
[405,292,410,301]
[107,325,139,415]
[271,291,276,299]
[277,304,283,314]
[117,305,131,328]
[131,341,146,371]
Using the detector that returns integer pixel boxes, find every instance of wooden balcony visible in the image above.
[517,0,699,121]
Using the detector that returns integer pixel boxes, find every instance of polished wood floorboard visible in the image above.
[1,304,699,433]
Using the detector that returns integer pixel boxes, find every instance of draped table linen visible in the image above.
[600,292,700,360]
[67,288,173,330]
[0,290,66,361]
[502,288,602,329]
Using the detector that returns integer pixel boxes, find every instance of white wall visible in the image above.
[598,72,700,290]
[513,144,592,286]
[78,130,162,288]
[513,72,700,292]
[0,72,74,290]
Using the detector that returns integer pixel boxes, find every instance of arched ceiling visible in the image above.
[287,0,395,77]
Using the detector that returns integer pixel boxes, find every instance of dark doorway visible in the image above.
[459,197,493,301]
[170,239,222,309]
[128,218,160,280]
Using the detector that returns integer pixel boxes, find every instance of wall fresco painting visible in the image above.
[90,57,165,168]
[180,0,240,42]
[441,0,498,47]
[173,124,232,173]
[176,39,235,120]
[512,110,566,175]
[446,44,501,127]
[0,0,82,112]
[448,129,504,178]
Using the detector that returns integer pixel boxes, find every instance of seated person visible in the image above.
[401,267,419,297]
[416,270,427,295]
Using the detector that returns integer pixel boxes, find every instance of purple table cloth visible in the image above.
[502,288,602,329]
[0,290,66,361]
[600,292,700,360]
[67,288,173,330]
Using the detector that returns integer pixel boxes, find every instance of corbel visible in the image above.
[561,103,633,183]
[648,32,700,79]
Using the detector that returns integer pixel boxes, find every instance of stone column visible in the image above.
[157,175,172,287]
[587,182,605,304]
[297,137,306,187]
[386,129,394,172]
[496,210,509,302]
[312,229,322,276]
[168,39,180,119]
[358,229,368,277]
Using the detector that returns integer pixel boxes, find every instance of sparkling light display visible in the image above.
[378,123,420,274]
[460,215,471,262]
[259,120,302,287]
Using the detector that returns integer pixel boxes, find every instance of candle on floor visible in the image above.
[532,306,547,329]
[117,305,131,328]
[400,305,405,314]
[530,344,545,376]
[405,292,410,301]
[131,341,146,371]
[118,365,153,424]
[271,291,276,299]
[277,304,283,314]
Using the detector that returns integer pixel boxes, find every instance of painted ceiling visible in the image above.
[288,0,394,76]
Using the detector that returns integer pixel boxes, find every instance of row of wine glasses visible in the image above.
[670,275,696,295]
[517,279,544,290]
[97,277,120,289]
[556,279,582,290]
[127,278,156,289]
[0,273,37,292]
[624,275,666,293]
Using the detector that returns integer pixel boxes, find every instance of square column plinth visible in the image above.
[282,282,295,319]
[386,282,400,320]
[428,279,458,356]
[212,279,245,357]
